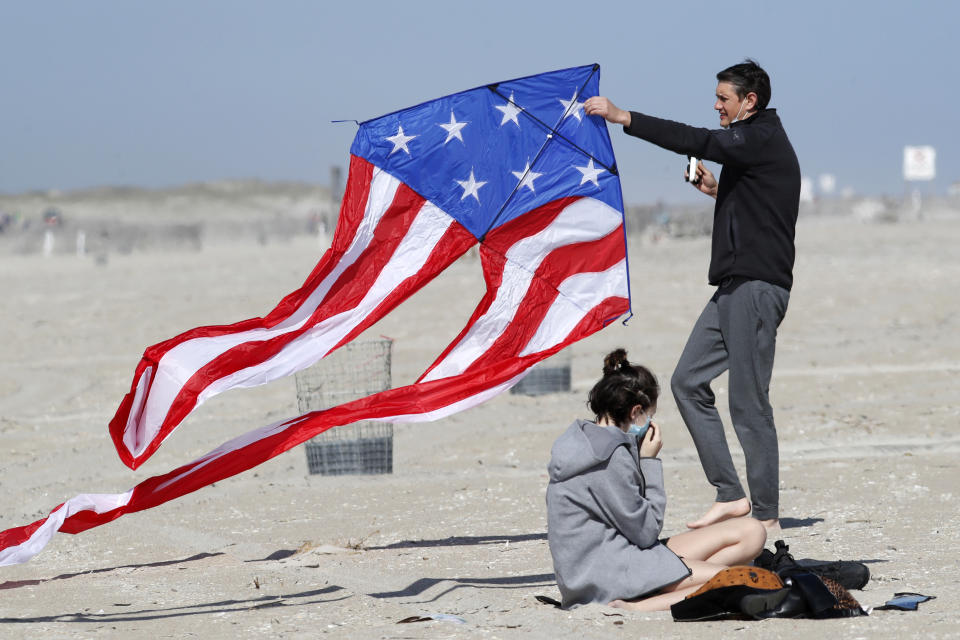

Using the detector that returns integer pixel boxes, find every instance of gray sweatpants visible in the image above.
[670,277,790,520]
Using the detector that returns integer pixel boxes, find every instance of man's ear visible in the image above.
[745,92,759,112]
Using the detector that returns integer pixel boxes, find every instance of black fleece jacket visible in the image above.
[624,109,800,290]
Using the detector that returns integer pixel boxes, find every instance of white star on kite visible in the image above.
[575,158,605,187]
[512,161,543,193]
[456,168,487,202]
[438,111,468,145]
[386,125,417,155]
[495,92,523,127]
[559,92,585,122]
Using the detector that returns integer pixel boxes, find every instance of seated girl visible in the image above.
[546,349,767,610]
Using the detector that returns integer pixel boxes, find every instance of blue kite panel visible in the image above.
[350,64,622,240]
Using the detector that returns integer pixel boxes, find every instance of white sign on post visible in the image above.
[903,146,936,181]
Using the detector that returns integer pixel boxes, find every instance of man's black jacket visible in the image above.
[624,109,800,290]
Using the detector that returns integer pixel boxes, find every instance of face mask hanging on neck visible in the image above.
[726,100,749,128]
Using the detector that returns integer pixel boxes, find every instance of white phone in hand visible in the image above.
[686,156,700,185]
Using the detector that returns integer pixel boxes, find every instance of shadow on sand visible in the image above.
[0,586,348,624]
[365,532,548,551]
[0,551,352,623]
[780,517,825,529]
[0,552,226,591]
[368,572,556,603]
[247,532,549,562]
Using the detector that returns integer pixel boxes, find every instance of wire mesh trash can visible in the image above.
[509,349,572,396]
[295,338,394,475]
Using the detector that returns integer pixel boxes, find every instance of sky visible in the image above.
[1,0,956,204]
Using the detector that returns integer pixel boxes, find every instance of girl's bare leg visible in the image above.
[667,517,767,566]
[609,559,727,611]
[608,519,766,612]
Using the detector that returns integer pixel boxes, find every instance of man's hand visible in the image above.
[584,97,631,127]
[687,160,718,199]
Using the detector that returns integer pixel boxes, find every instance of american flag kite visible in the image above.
[0,63,631,566]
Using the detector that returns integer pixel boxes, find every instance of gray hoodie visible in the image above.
[546,419,690,609]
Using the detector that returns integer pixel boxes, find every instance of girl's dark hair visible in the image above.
[587,349,659,426]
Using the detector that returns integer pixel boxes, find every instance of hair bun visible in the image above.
[602,348,630,377]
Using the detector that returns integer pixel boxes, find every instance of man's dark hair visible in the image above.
[717,59,771,111]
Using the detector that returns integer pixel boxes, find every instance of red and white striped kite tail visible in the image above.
[109,155,477,469]
[0,188,628,568]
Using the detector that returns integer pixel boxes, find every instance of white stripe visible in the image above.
[422,197,621,382]
[122,365,153,456]
[0,491,133,567]
[126,170,401,457]
[196,201,454,404]
[520,260,628,356]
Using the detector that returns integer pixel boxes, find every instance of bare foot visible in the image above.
[687,498,751,529]
[609,589,693,612]
[757,518,781,535]
[609,598,661,612]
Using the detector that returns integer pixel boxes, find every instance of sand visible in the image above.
[1,208,959,639]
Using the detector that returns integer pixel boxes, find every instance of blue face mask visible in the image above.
[627,414,651,440]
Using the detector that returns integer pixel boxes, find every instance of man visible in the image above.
[584,60,800,532]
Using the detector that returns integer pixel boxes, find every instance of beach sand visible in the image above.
[1,210,958,638]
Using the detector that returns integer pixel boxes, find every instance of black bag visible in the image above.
[754,539,870,590]
[671,566,867,622]
[671,566,787,622]
[743,572,867,619]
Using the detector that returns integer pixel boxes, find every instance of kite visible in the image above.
[0,63,631,566]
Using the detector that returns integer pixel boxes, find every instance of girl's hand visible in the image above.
[639,422,662,458]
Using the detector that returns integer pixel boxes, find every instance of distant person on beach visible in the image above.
[584,60,800,533]
[545,349,766,610]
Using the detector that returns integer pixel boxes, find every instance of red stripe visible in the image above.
[308,182,427,318]
[417,197,581,382]
[168,184,425,405]
[532,226,626,291]
[0,513,56,549]
[142,184,426,464]
[328,219,477,353]
[417,242,505,382]
[264,155,377,325]
[110,156,377,467]
[123,189,473,469]
[481,196,581,256]
[464,228,626,373]
[559,294,630,347]
[145,155,375,353]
